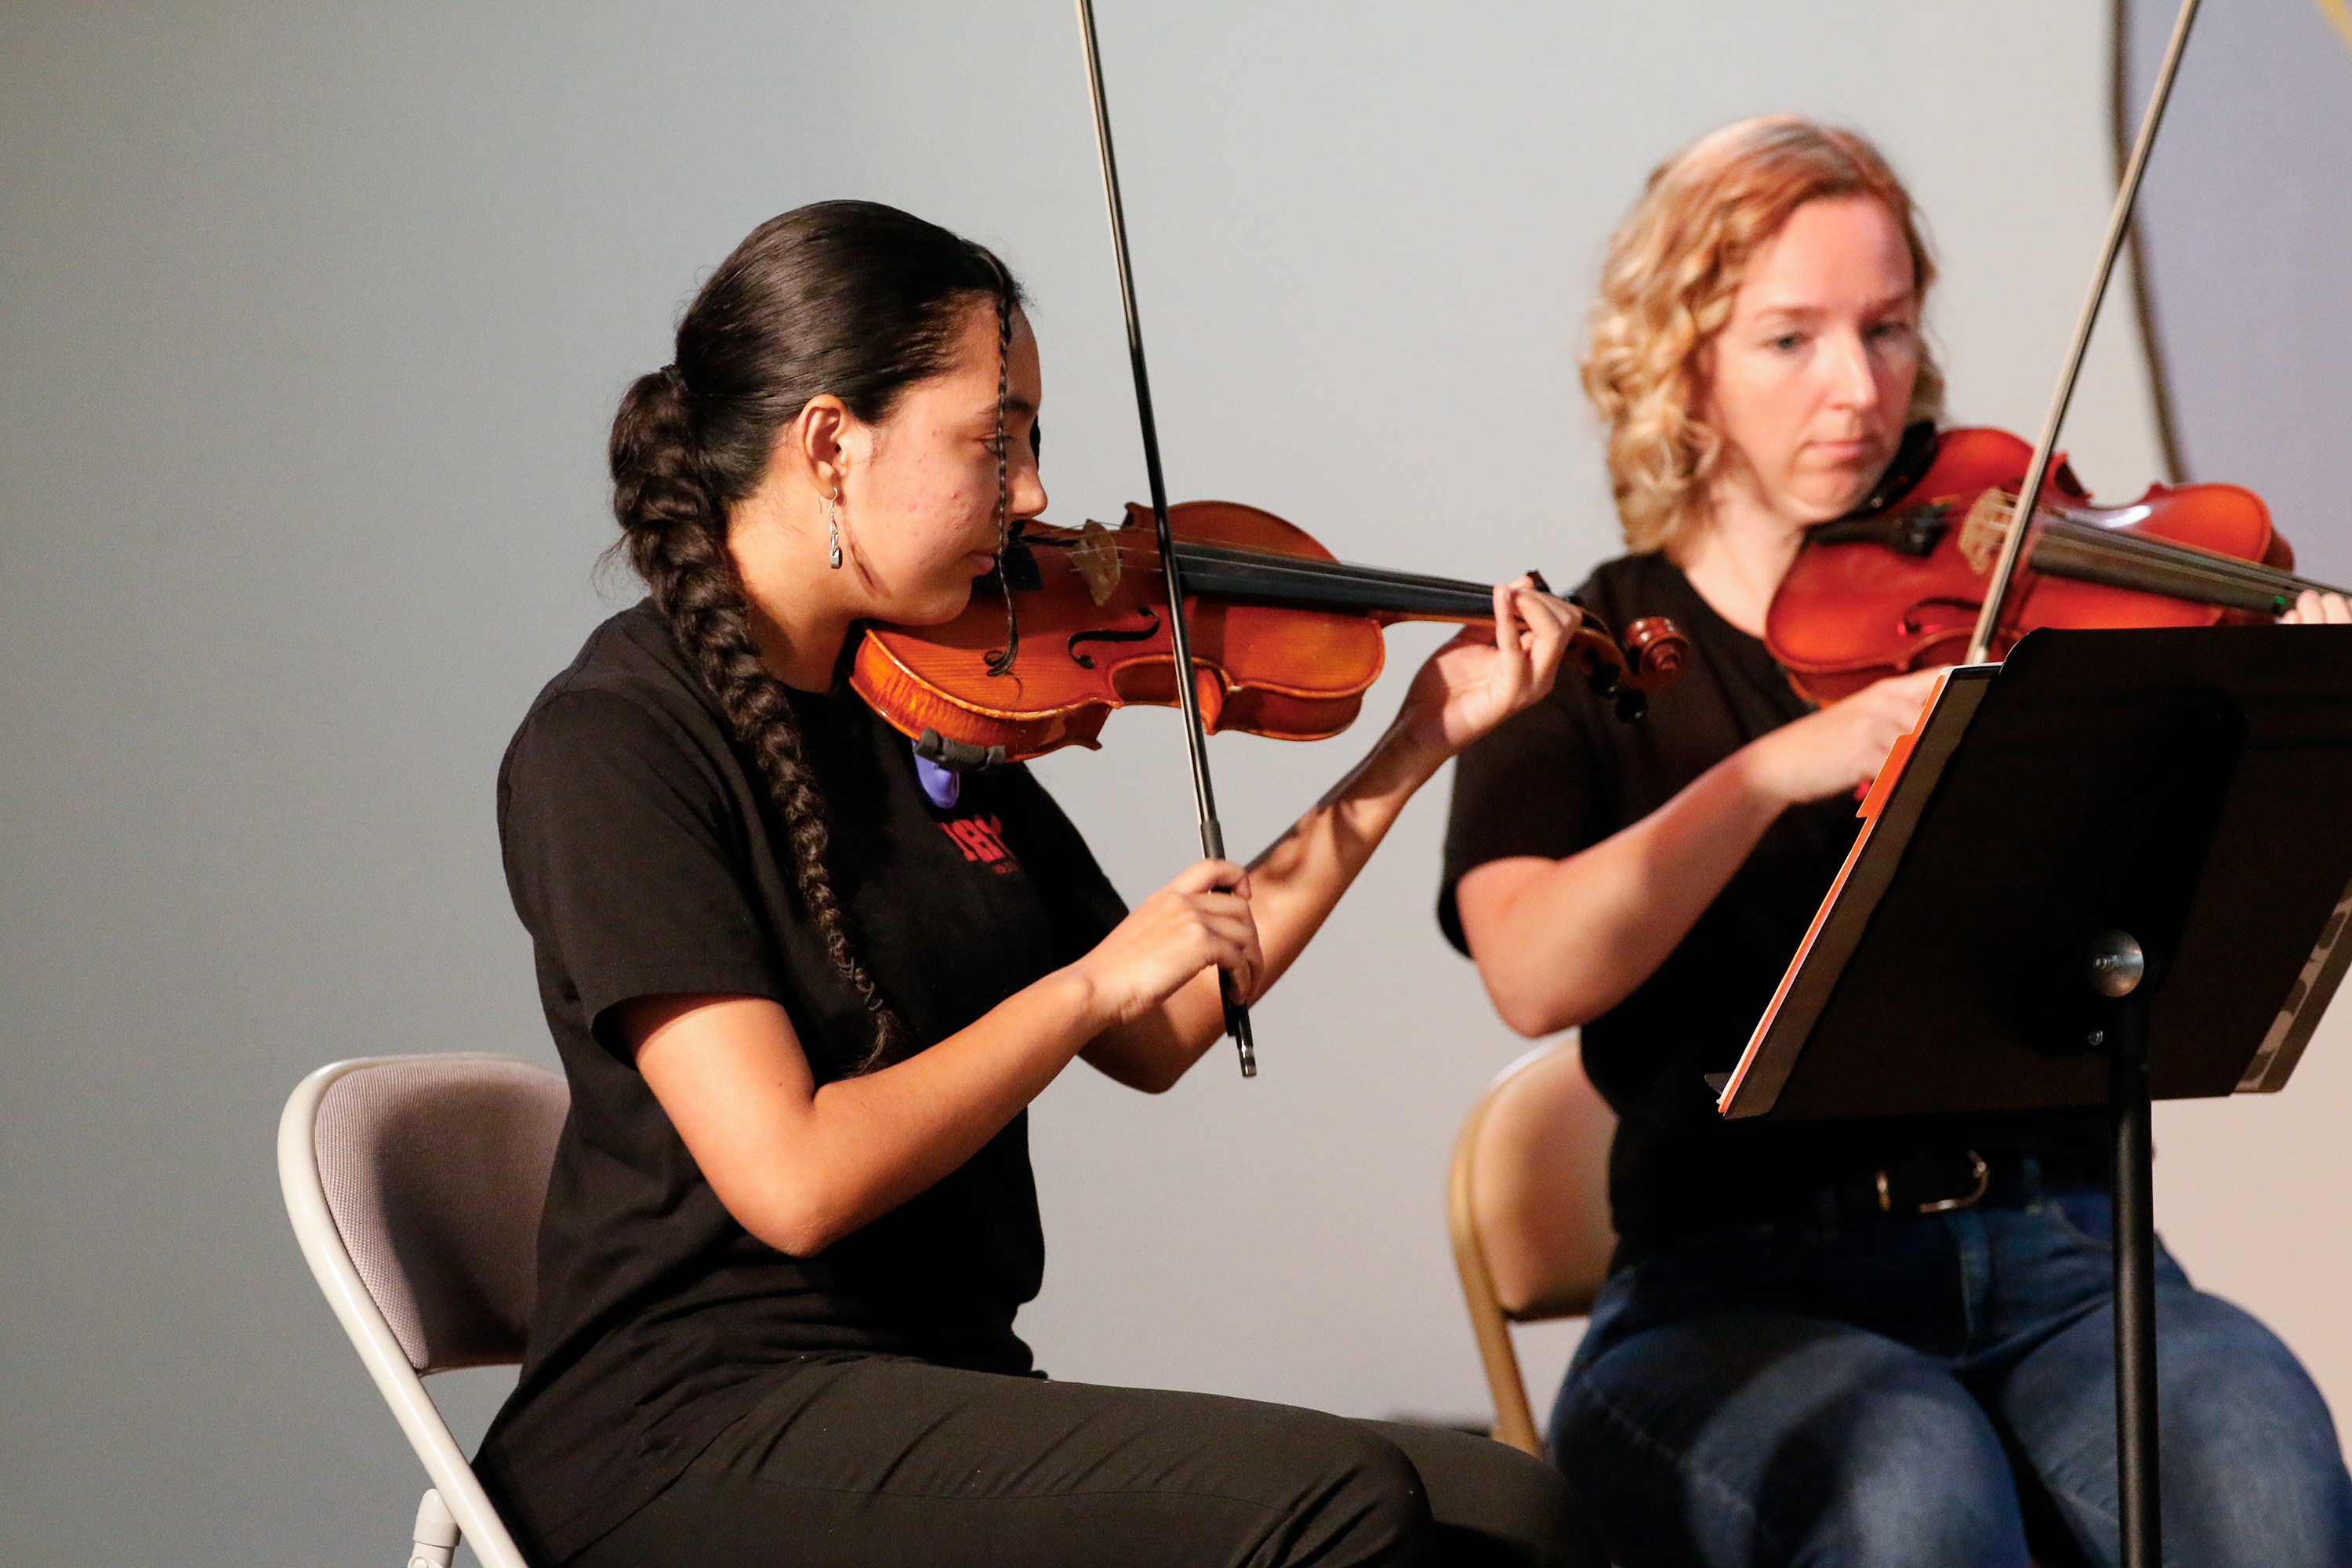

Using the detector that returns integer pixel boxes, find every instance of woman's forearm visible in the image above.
[1454,748,1791,1036]
[1079,588,1577,1089]
[1248,713,1444,984]
[1078,717,1444,1089]
[1456,666,1943,1036]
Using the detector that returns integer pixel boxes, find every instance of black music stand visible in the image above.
[1715,625,2352,1568]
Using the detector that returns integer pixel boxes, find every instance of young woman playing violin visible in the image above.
[1441,118,2352,1568]
[474,200,1605,1568]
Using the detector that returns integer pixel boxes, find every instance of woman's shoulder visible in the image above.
[1576,550,1686,616]
[1577,550,1755,667]
[502,602,735,797]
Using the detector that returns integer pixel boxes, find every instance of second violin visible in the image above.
[1767,424,2350,703]
[852,500,1688,767]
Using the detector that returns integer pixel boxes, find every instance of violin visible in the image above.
[1766,423,2350,704]
[851,499,1689,767]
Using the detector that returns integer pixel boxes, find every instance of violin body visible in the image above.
[857,502,1383,762]
[854,499,1687,764]
[1768,426,2296,703]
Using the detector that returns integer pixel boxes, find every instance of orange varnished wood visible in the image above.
[1768,426,2281,702]
[855,501,1388,760]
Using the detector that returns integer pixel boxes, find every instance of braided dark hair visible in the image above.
[608,201,1024,1073]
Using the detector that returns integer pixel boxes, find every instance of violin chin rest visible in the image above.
[913,728,1009,773]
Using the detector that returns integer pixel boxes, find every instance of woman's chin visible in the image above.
[1775,470,1877,524]
[885,583,978,628]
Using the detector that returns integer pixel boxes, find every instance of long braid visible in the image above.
[982,260,1021,678]
[606,202,1022,1076]
[614,369,912,1073]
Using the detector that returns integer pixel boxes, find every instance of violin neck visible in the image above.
[1169,539,1497,622]
[2029,510,2346,616]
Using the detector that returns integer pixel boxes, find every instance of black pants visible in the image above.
[574,1356,1602,1568]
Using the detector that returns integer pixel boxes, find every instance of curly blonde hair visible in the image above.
[1584,116,1945,555]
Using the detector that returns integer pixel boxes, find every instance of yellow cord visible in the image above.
[2320,0,2352,53]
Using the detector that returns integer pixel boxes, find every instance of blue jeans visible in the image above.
[1553,1182,2352,1567]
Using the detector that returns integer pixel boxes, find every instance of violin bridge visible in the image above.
[1960,489,2016,575]
[1073,520,1121,607]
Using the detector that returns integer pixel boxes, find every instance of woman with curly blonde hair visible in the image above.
[1584,116,1944,558]
[1439,117,2352,1568]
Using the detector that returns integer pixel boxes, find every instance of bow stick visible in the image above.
[1965,0,2203,664]
[1964,9,2202,1565]
[1075,0,1258,1077]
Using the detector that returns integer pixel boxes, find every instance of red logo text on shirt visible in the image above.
[940,813,1019,874]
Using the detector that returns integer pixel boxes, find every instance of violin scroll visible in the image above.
[1622,615,1688,684]
[1552,575,1687,722]
[1590,616,1690,722]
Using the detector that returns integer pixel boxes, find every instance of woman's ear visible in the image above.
[793,394,854,493]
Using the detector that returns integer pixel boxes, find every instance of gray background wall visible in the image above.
[2124,0,2352,582]
[5,5,2346,1564]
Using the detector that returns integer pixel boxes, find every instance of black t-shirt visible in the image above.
[474,601,1127,1563]
[1439,554,2103,1258]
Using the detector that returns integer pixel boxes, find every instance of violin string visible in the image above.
[2013,500,2343,597]
[1027,530,1634,642]
[1073,544,1501,612]
[2063,524,2289,593]
[2034,513,2347,604]
[1027,521,1479,588]
[1080,536,1497,593]
[1062,505,2341,633]
[1965,488,2338,612]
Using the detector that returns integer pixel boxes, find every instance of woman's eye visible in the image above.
[1767,332,1804,353]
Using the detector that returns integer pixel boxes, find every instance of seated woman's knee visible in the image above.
[1223,1405,1430,1563]
[1561,1322,2028,1567]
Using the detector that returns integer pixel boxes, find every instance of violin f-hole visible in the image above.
[1067,606,1160,670]
[1901,597,1984,637]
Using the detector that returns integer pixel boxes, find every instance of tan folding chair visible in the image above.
[279,1054,568,1568]
[1446,1036,1619,1457]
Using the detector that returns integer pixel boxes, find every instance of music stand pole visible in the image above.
[2089,931,2161,1567]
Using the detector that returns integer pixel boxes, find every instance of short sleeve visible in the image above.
[499,688,786,1050]
[1436,689,1608,954]
[989,765,1129,967]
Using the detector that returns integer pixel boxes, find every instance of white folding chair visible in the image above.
[279,1054,568,1568]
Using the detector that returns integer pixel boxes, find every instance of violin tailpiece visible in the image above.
[1807,502,1952,558]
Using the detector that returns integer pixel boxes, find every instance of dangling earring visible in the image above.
[825,485,844,570]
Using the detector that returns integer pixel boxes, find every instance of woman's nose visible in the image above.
[1011,458,1047,521]
[1820,329,1876,408]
